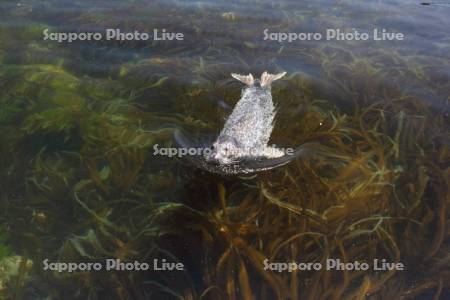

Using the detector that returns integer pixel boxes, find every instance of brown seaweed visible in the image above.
[0,0,449,299]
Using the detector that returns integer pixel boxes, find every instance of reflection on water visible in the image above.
[0,0,449,299]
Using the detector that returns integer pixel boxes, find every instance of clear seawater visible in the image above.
[0,0,449,299]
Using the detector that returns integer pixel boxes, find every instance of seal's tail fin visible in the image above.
[231,73,254,86]
[260,71,287,87]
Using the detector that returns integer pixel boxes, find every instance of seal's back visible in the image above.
[218,71,286,151]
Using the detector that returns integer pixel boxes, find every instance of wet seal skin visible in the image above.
[174,72,312,175]
[206,72,287,165]
[174,129,312,175]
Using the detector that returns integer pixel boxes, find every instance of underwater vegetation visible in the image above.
[0,0,449,299]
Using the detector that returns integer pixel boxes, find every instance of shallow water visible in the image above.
[0,0,449,299]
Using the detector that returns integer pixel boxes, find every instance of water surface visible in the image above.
[0,0,449,299]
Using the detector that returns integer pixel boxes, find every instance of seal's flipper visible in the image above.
[260,71,287,87]
[231,73,254,86]
[174,130,311,175]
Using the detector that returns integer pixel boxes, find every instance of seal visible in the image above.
[173,71,313,175]
[206,71,287,164]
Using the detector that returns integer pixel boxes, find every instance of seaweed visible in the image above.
[0,0,449,299]
[0,227,11,260]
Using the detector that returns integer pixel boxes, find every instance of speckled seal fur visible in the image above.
[206,71,287,165]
